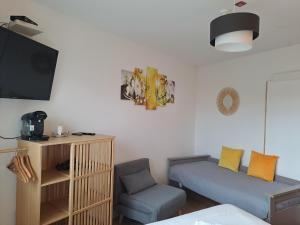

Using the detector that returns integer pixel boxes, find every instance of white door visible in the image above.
[266,71,300,180]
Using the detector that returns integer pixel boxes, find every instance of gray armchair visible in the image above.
[114,158,186,224]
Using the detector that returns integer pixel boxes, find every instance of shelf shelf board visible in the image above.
[41,169,70,187]
[40,199,69,225]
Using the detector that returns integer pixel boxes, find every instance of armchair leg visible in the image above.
[119,214,124,225]
[178,209,182,216]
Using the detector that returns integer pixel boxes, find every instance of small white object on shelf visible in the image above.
[8,19,42,37]
[51,131,70,138]
[56,125,63,136]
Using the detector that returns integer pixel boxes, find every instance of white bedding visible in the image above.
[147,204,270,225]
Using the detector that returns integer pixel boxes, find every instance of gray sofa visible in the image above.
[168,155,300,225]
[114,158,186,224]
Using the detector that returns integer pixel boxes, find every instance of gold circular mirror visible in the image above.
[217,87,239,116]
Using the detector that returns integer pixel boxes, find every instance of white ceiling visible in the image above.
[38,0,300,66]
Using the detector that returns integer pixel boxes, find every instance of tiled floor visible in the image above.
[113,191,218,225]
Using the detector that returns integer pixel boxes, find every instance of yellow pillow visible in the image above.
[247,151,278,182]
[218,146,244,172]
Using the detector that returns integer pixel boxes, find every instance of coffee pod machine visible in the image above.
[21,111,49,141]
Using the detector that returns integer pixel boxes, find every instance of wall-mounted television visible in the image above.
[0,27,59,100]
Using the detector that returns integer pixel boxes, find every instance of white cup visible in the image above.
[57,125,63,136]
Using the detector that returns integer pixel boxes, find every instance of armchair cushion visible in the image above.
[119,184,186,222]
[121,169,156,194]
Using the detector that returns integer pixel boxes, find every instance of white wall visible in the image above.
[195,44,300,166]
[0,1,197,224]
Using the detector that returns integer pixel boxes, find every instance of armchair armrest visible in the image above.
[269,184,300,225]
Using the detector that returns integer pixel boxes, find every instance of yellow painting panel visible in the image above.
[145,67,158,110]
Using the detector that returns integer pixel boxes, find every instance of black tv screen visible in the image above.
[0,27,58,100]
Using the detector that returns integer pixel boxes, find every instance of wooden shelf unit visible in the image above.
[16,135,115,225]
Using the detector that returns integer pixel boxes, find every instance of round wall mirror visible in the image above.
[217,87,240,116]
[223,95,233,110]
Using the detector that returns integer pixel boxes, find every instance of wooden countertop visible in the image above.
[18,134,115,146]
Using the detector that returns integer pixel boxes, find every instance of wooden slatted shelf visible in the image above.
[40,198,69,225]
[41,170,70,187]
[16,135,115,225]
[73,198,110,215]
[74,168,111,180]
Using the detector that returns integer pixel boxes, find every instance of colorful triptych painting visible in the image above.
[121,67,175,110]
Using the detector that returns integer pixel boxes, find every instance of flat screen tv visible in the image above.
[0,27,58,100]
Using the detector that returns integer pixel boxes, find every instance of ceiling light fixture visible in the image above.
[210,1,260,52]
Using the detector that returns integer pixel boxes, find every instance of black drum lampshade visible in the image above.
[210,12,260,52]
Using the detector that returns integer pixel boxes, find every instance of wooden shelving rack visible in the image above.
[16,135,115,225]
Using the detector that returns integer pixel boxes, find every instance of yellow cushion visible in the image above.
[218,146,244,172]
[247,151,278,182]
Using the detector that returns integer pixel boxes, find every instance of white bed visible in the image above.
[147,204,270,225]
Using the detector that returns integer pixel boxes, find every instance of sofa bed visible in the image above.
[168,155,300,225]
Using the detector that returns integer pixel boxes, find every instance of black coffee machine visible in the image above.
[21,111,49,141]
